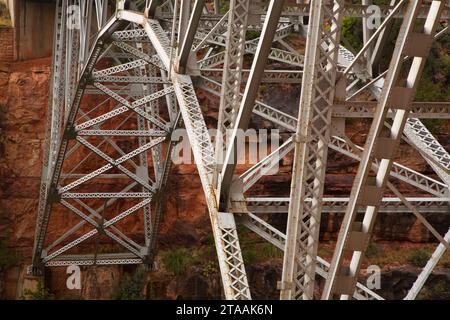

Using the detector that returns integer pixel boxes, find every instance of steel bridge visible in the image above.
[28,0,450,300]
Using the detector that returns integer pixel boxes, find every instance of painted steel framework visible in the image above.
[29,0,449,300]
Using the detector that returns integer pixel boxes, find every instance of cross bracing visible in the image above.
[30,0,450,301]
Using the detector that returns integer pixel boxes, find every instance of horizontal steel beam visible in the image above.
[158,4,450,19]
[333,102,450,119]
[201,69,303,84]
[246,197,450,213]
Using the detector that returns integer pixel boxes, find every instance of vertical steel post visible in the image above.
[280,0,344,300]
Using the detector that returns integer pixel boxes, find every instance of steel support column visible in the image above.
[280,0,343,300]
[213,0,251,185]
[323,0,444,299]
[219,0,285,209]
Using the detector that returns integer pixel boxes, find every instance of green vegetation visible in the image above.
[259,84,268,96]
[162,248,191,276]
[202,260,219,278]
[234,225,285,265]
[159,227,285,278]
[341,17,363,52]
[416,33,450,100]
[21,280,54,300]
[242,248,258,266]
[261,243,283,259]
[341,5,449,135]
[112,268,146,300]
[219,2,229,15]
[418,280,450,300]
[365,241,380,259]
[319,242,450,269]
[415,29,450,134]
[408,249,430,268]
[147,282,157,300]
[246,30,261,41]
[161,245,219,277]
[0,238,20,272]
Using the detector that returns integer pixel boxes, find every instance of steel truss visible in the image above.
[323,0,446,299]
[279,0,344,300]
[30,0,450,301]
[30,0,176,273]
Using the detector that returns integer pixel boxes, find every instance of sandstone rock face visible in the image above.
[166,268,222,300]
[0,59,50,260]
[81,267,122,300]
[1,58,449,299]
